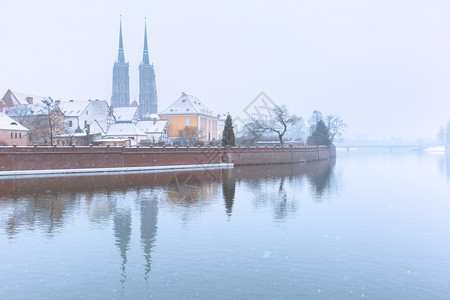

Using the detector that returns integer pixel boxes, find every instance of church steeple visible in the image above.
[142,20,150,65]
[112,16,130,108]
[139,18,158,118]
[118,17,125,62]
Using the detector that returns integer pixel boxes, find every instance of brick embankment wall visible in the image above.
[0,146,221,172]
[0,145,335,172]
[222,146,335,166]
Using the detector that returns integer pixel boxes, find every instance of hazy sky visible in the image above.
[1,0,450,141]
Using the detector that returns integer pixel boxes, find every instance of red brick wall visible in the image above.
[0,145,335,171]
[222,146,335,166]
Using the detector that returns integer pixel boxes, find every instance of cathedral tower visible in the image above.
[139,21,158,118]
[111,19,130,108]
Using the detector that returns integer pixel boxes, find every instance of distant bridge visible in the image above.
[336,144,441,151]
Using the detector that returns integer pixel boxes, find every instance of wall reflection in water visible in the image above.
[0,158,336,285]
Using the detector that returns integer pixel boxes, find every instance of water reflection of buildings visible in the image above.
[113,194,132,286]
[140,191,159,279]
[0,172,166,284]
[0,159,337,280]
[0,188,73,238]
[0,170,222,237]
[167,171,220,204]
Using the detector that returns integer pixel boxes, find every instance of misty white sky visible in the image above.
[1,0,450,141]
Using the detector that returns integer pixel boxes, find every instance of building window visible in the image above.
[11,132,13,138]
[15,133,17,138]
[19,133,22,138]
[86,111,88,115]
[185,117,190,126]
[69,121,72,127]
[84,121,87,128]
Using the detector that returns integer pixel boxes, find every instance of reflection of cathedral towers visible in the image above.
[111,19,130,108]
[112,189,159,282]
[140,194,159,278]
[113,200,132,284]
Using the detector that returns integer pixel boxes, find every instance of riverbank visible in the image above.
[0,145,335,176]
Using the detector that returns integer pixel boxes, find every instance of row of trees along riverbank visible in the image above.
[221,106,346,147]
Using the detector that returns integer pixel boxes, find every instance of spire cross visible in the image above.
[142,18,150,65]
[118,15,125,62]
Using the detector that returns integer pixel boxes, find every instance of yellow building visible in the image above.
[159,93,218,141]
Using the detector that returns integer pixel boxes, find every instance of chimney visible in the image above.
[0,101,3,112]
[110,105,114,112]
[153,117,157,125]
[26,97,33,104]
[86,124,90,134]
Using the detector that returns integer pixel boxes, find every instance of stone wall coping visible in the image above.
[0,145,333,154]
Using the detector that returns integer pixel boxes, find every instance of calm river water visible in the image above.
[1,149,450,299]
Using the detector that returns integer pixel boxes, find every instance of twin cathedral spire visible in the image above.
[111,19,158,119]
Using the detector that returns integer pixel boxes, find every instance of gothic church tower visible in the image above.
[111,19,130,108]
[139,22,158,118]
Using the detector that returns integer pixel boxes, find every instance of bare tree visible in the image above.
[5,105,32,125]
[252,105,298,146]
[286,117,307,142]
[177,126,203,146]
[240,121,265,145]
[325,115,347,144]
[42,98,55,146]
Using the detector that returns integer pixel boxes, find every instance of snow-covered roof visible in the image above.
[58,101,89,117]
[89,119,107,135]
[0,113,29,131]
[8,91,51,106]
[105,123,146,137]
[5,103,56,117]
[113,107,137,122]
[159,93,216,117]
[136,119,168,133]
